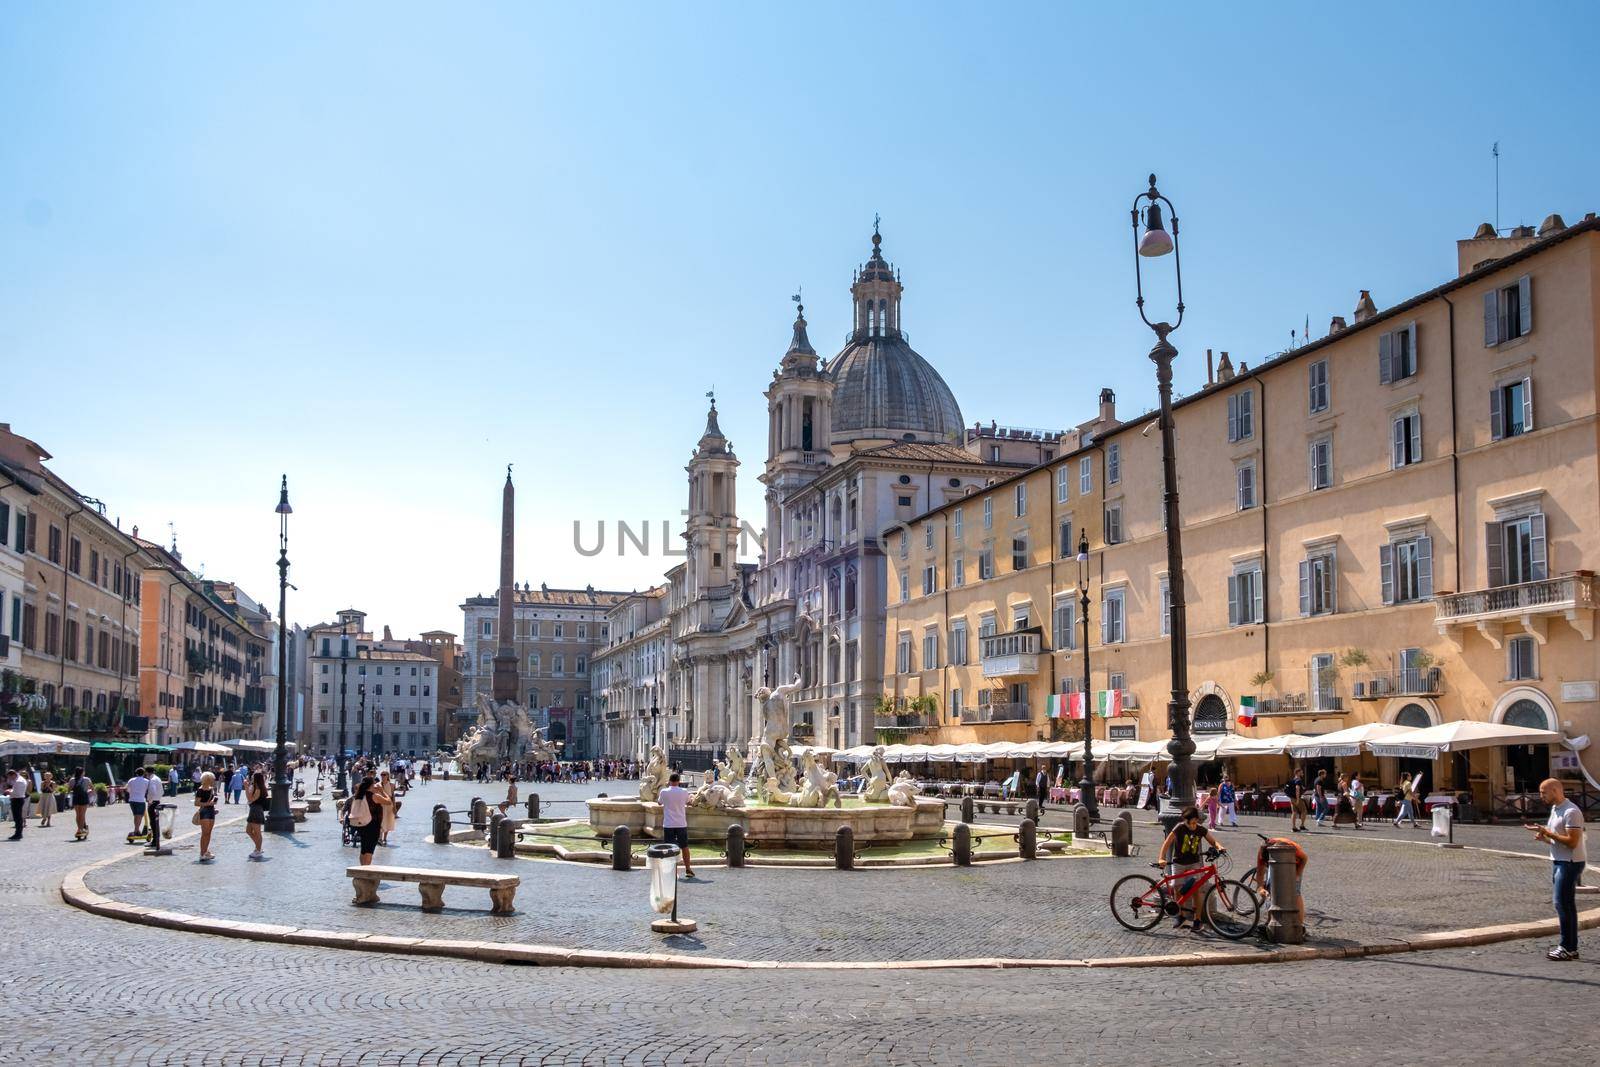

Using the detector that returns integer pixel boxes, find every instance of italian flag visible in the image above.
[1048,693,1087,719]
[1237,695,1258,727]
[1096,689,1122,718]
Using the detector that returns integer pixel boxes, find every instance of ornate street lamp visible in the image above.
[336,623,352,793]
[1131,173,1194,830]
[1076,531,1099,821]
[266,476,296,832]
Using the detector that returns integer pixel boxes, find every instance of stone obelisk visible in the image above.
[491,466,520,705]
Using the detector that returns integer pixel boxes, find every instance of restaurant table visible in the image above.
[1270,792,1292,812]
[1049,786,1069,803]
[1424,792,1457,811]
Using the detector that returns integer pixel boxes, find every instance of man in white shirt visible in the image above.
[126,767,150,837]
[6,769,28,840]
[1528,777,1587,961]
[658,773,695,878]
[145,768,166,846]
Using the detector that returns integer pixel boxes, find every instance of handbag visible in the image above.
[191,810,203,826]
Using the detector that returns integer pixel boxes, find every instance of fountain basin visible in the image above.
[585,795,945,848]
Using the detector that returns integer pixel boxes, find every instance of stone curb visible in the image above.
[59,825,1600,972]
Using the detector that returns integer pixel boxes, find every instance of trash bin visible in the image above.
[645,842,680,916]
[1433,809,1459,844]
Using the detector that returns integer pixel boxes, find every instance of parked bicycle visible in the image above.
[1109,846,1261,939]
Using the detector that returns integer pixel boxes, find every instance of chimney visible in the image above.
[1328,315,1347,335]
[1206,348,1214,385]
[1216,351,1235,382]
[1354,290,1377,323]
[383,625,393,641]
[1538,213,1566,237]
[1509,224,1535,238]
[1238,361,1248,373]
[1473,222,1496,239]
[1098,388,1116,424]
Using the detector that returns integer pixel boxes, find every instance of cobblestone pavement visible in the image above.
[4,791,1600,1065]
[77,780,1575,962]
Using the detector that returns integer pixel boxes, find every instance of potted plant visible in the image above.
[1249,669,1275,690]
[94,782,109,807]
[1339,648,1371,670]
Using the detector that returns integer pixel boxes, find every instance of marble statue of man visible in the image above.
[753,675,803,742]
[638,745,669,803]
[860,745,891,803]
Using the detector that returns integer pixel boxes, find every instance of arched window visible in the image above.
[1504,698,1549,731]
[1395,703,1431,729]
[62,686,75,710]
[878,297,888,334]
[528,687,540,708]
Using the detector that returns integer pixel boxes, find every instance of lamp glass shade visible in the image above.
[276,476,293,514]
[1137,224,1174,258]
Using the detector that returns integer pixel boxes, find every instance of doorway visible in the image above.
[1502,699,1550,792]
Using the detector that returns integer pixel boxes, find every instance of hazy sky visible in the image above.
[4,2,1596,638]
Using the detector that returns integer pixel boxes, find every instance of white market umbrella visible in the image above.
[1216,733,1308,757]
[171,741,233,755]
[1368,720,1560,759]
[924,744,960,763]
[0,730,90,758]
[953,742,994,764]
[1288,722,1421,759]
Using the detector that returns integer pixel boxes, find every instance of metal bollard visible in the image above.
[834,825,854,870]
[527,793,541,820]
[496,819,516,859]
[1073,804,1091,838]
[1264,842,1306,944]
[1019,817,1037,860]
[470,797,487,834]
[611,825,632,871]
[1110,814,1132,857]
[961,796,974,824]
[726,824,746,868]
[488,811,503,850]
[431,804,450,844]
[1024,799,1039,825]
[952,822,972,866]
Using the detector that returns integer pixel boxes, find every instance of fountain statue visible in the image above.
[887,771,920,807]
[753,675,803,742]
[796,750,841,808]
[860,745,891,802]
[637,745,670,803]
[454,694,557,767]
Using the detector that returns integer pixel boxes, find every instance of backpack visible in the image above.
[347,796,373,827]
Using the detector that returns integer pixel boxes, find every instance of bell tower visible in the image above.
[760,297,833,562]
[685,396,740,600]
[850,218,903,340]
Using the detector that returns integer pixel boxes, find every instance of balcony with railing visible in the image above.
[963,701,1031,724]
[980,631,1041,679]
[1436,572,1596,642]
[1353,667,1444,701]
[874,711,936,732]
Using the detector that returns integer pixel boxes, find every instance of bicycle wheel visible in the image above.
[1205,878,1262,940]
[1110,874,1166,932]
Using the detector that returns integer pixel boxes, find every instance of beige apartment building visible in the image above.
[885,214,1600,805]
[0,425,152,737]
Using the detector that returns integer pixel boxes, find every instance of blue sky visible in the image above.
[3,2,1596,638]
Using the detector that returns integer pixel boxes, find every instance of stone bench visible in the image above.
[346,865,518,915]
[290,802,308,823]
[303,796,322,814]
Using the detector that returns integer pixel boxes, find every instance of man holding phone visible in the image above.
[1526,778,1586,961]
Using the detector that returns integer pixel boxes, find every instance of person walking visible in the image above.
[126,766,150,838]
[5,768,26,840]
[1216,774,1238,828]
[145,766,165,845]
[168,765,179,795]
[1526,777,1586,961]
[377,770,398,847]
[194,771,218,861]
[1288,770,1308,833]
[69,767,92,840]
[1349,773,1366,830]
[659,772,694,879]
[1312,770,1331,829]
[346,772,389,866]
[1034,765,1050,809]
[243,767,268,859]
[36,771,55,828]
[1393,773,1420,827]
[498,774,517,816]
[228,764,245,805]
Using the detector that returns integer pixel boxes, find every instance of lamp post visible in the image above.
[335,624,351,793]
[1076,531,1099,821]
[266,476,296,832]
[1131,173,1194,830]
[649,704,660,753]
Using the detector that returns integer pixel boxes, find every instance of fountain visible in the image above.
[586,682,945,848]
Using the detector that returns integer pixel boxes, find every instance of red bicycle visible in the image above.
[1109,847,1261,939]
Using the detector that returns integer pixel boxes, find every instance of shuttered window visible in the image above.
[1379,323,1418,384]
[1308,359,1330,413]
[1484,275,1533,346]
[1104,504,1123,545]
[1227,565,1264,626]
[1380,534,1434,604]
[1391,410,1423,468]
[1101,589,1125,644]
[1107,443,1121,485]
[1299,552,1336,616]
[1236,461,1256,510]
[1490,377,1534,440]
[1058,519,1074,559]
[1226,389,1254,442]
[1308,436,1332,490]
[1488,514,1547,587]
[1053,599,1076,650]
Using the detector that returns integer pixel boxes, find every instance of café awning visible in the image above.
[1368,720,1561,759]
[0,730,90,758]
[171,741,233,755]
[1289,723,1421,759]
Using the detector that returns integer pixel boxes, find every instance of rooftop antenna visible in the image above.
[1493,141,1501,233]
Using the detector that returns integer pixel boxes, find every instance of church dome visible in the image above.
[824,225,963,443]
[825,335,963,443]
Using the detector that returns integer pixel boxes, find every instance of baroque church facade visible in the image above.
[596,228,1078,760]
